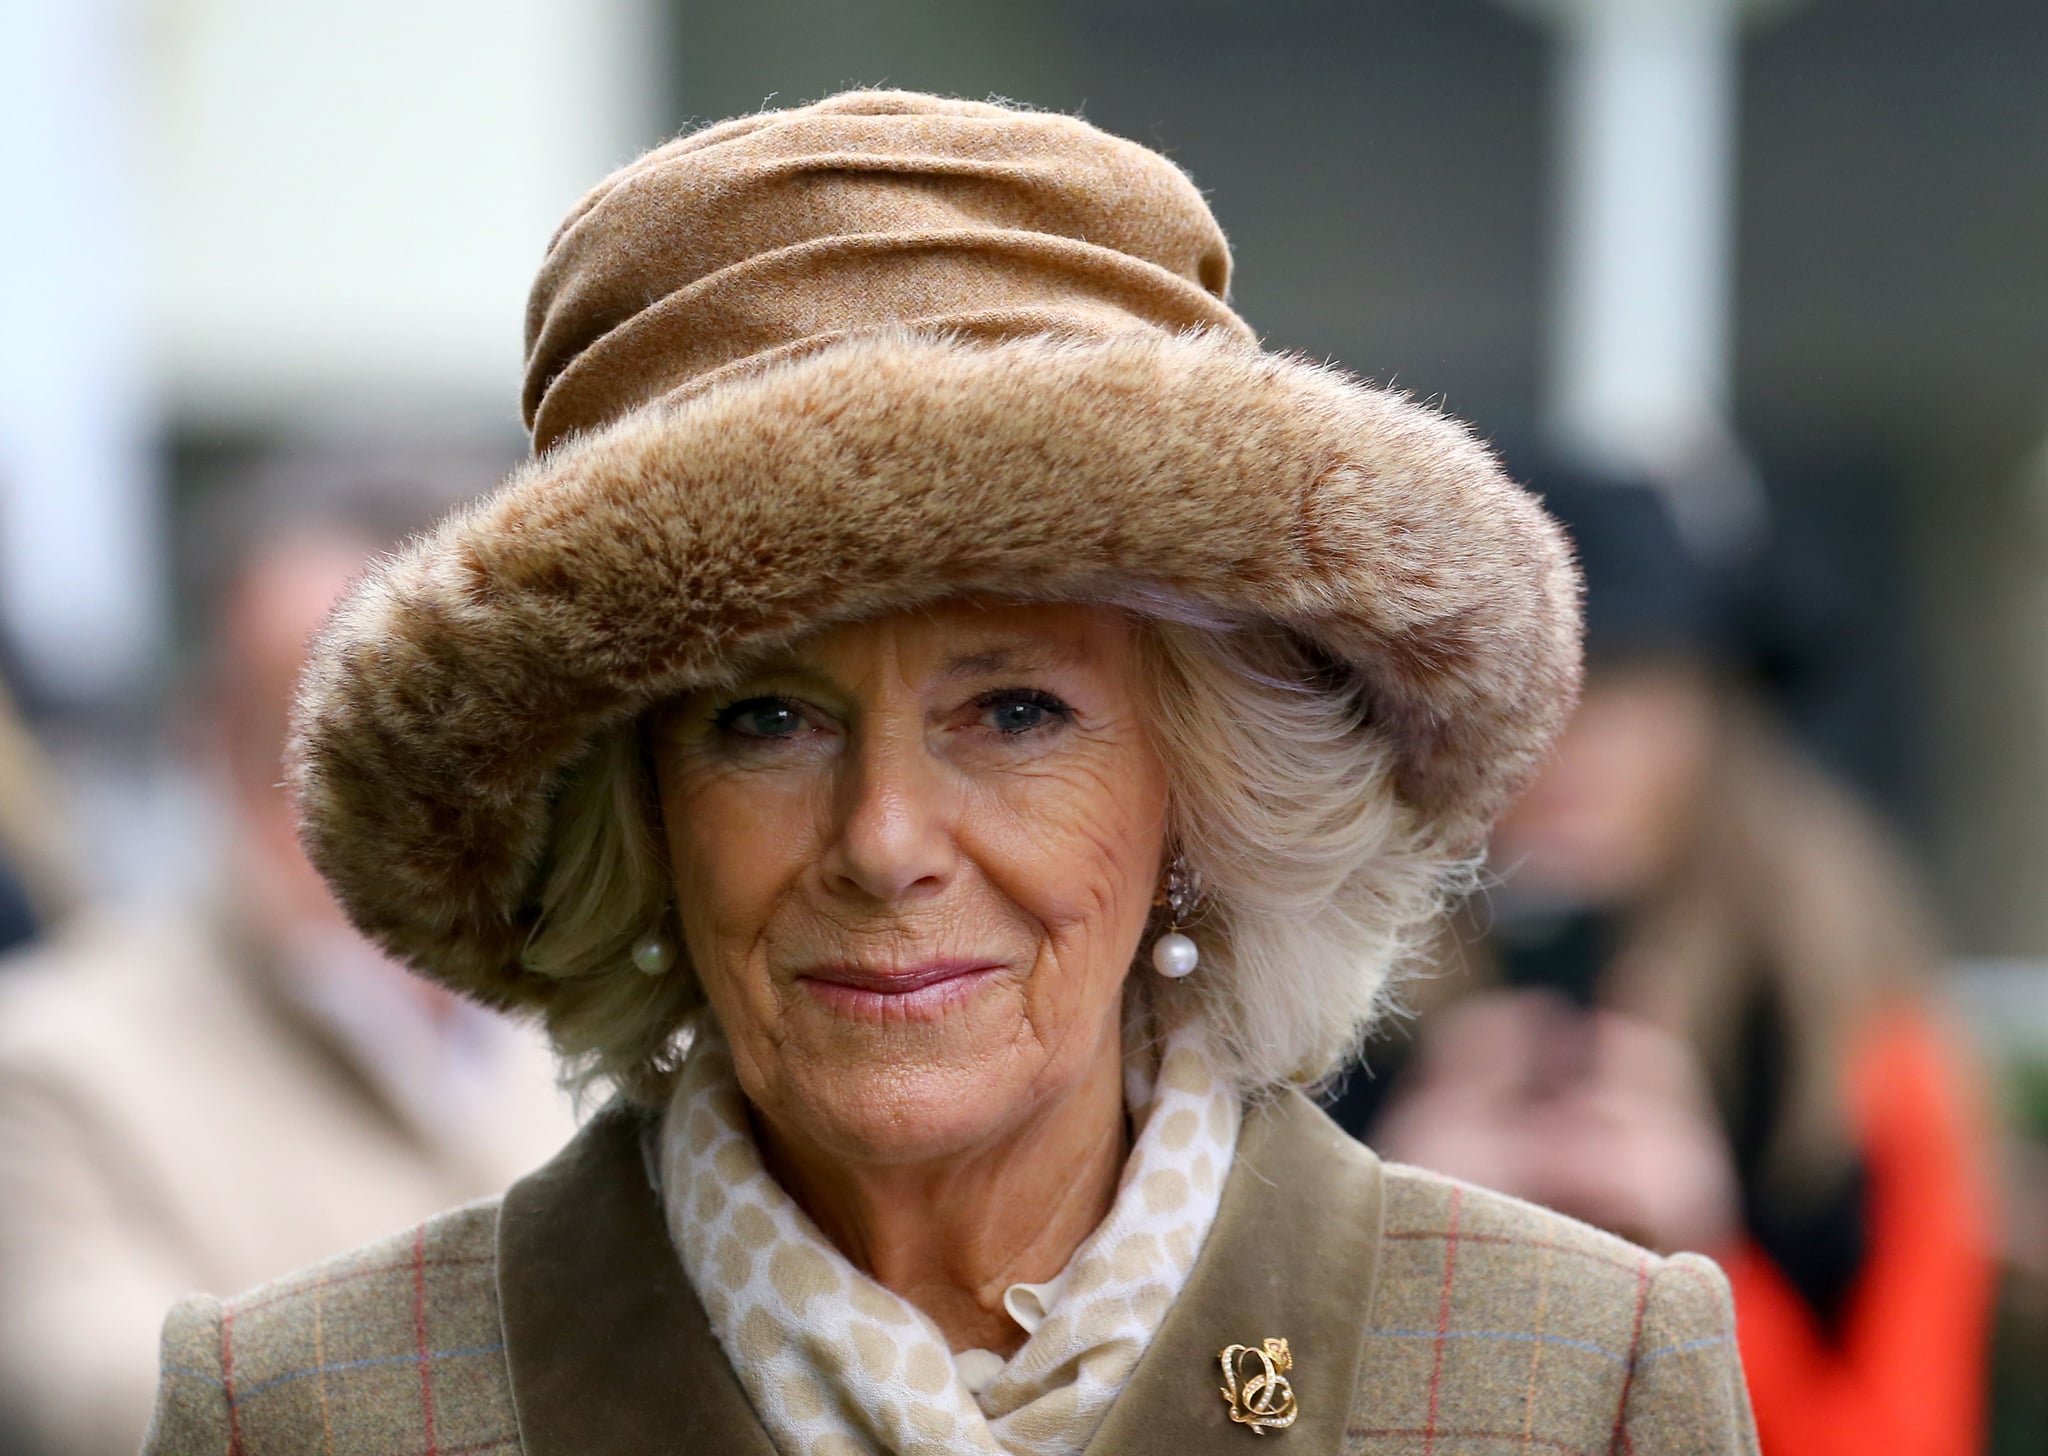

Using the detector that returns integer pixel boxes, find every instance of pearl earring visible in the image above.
[1150,854,1202,979]
[631,925,675,976]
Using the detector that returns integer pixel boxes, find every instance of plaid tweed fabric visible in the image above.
[147,1202,515,1456]
[1353,1169,1755,1455]
[143,1098,1754,1456]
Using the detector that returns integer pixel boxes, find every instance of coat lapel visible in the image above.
[498,1092,1382,1456]
[497,1102,778,1456]
[1084,1091,1386,1456]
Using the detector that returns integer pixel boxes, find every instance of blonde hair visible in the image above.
[521,609,1473,1102]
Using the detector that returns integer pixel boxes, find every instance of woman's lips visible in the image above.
[795,960,1003,1020]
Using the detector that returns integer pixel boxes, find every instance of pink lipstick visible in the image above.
[796,960,1001,1020]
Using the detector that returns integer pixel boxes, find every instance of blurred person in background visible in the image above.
[1326,473,2000,1456]
[0,449,577,1456]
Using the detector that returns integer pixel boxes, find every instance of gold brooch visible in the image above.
[1219,1337,1297,1435]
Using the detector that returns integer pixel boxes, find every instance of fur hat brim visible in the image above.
[289,328,1581,1007]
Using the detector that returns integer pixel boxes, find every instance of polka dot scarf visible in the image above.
[658,1018,1242,1456]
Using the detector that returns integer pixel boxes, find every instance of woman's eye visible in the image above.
[976,689,1072,736]
[713,697,808,740]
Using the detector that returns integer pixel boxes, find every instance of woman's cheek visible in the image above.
[986,766,1161,978]
[668,776,818,992]
[682,752,824,861]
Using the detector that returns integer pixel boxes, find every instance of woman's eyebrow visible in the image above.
[939,641,1089,679]
[713,661,838,693]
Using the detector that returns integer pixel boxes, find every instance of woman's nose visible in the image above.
[820,724,958,904]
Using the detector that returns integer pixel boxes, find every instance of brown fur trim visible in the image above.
[287,328,1582,1008]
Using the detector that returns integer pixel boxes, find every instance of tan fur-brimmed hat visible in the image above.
[289,90,1581,1010]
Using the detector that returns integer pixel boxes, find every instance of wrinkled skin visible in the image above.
[651,600,1172,1349]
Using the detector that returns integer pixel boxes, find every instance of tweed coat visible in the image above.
[145,1091,1756,1455]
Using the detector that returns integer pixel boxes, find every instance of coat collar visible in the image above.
[497,1100,779,1456]
[497,1090,1384,1456]
[1085,1090,1385,1452]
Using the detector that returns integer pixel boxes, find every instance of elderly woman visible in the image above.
[145,93,1755,1455]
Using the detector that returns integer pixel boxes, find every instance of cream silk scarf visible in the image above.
[659,1019,1242,1456]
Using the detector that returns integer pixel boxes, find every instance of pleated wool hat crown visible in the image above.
[289,90,1582,1010]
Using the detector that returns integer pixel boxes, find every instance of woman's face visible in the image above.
[652,600,1171,1168]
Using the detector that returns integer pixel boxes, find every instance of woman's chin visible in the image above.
[771,1050,1042,1168]
[736,974,1087,1166]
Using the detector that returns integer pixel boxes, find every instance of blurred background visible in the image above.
[0,0,2044,1452]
